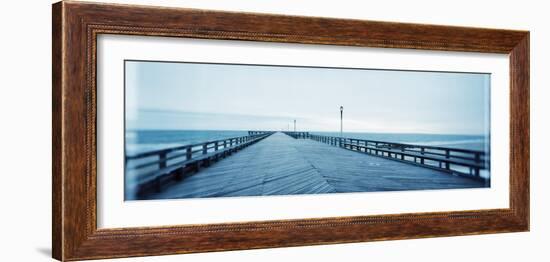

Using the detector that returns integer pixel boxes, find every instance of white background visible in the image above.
[0,0,547,261]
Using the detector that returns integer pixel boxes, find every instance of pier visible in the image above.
[126,131,490,200]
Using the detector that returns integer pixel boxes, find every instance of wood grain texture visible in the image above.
[52,3,63,260]
[509,35,530,227]
[52,1,530,261]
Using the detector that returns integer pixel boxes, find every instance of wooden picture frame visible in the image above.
[52,1,529,261]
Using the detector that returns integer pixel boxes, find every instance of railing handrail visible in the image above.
[308,134,488,155]
[131,133,273,178]
[344,143,488,169]
[127,132,273,160]
[303,133,489,180]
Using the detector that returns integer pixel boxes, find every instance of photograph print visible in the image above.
[124,60,491,201]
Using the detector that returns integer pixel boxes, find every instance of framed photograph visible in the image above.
[52,1,529,261]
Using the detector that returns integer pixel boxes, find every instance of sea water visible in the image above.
[126,130,249,155]
[126,130,489,155]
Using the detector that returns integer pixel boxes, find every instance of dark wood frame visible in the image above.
[52,1,529,261]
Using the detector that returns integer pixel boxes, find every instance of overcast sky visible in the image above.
[125,61,490,135]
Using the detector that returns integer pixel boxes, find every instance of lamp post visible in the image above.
[340,106,344,138]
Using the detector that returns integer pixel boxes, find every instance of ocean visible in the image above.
[126,130,489,155]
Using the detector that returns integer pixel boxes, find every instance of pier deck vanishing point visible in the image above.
[143,132,485,200]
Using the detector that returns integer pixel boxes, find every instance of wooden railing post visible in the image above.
[159,152,167,168]
[186,147,192,160]
[445,149,450,169]
[474,153,481,176]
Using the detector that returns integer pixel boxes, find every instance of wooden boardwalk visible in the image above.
[146,132,484,200]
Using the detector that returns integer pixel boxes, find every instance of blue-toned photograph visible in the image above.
[124,60,491,201]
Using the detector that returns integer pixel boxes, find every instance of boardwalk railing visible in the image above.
[285,132,489,182]
[126,131,275,198]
